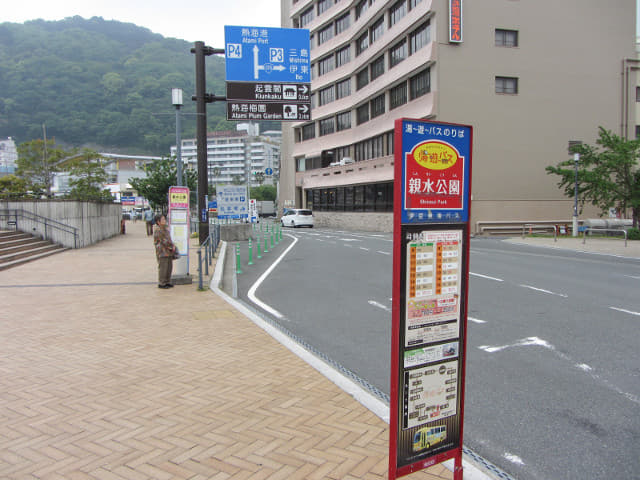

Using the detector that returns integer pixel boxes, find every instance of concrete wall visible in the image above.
[0,200,121,248]
[313,211,393,233]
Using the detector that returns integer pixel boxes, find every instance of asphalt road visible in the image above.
[234,227,640,480]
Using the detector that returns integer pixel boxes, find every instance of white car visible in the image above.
[281,209,314,228]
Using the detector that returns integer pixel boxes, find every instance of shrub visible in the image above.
[628,228,640,240]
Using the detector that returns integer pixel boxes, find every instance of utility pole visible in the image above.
[191,41,225,244]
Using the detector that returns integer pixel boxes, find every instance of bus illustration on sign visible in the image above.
[412,425,447,452]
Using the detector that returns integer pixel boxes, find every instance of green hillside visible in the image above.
[0,16,270,155]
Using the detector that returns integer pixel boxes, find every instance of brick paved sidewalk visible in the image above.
[0,221,451,480]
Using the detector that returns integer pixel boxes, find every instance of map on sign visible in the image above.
[224,26,311,83]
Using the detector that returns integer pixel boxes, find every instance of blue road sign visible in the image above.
[265,168,273,176]
[224,26,311,83]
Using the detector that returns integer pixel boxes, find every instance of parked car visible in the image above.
[281,209,314,228]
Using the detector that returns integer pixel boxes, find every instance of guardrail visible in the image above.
[476,220,577,236]
[197,223,221,290]
[582,227,629,247]
[0,208,78,248]
[522,224,558,241]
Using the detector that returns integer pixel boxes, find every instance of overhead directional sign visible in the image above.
[224,26,311,83]
[224,25,312,122]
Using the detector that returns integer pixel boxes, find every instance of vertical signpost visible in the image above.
[168,186,191,282]
[389,119,472,480]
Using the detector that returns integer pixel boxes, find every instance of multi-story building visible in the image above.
[171,125,281,188]
[280,0,637,232]
[0,137,18,176]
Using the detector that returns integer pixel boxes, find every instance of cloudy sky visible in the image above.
[2,0,282,47]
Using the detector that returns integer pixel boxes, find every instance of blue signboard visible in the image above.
[216,185,248,219]
[397,119,472,224]
[224,26,311,83]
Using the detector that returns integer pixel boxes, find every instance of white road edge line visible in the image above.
[470,272,504,282]
[246,234,300,320]
[519,284,568,298]
[377,250,391,255]
[609,306,640,316]
[468,317,487,324]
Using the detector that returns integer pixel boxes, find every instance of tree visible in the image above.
[16,138,66,196]
[0,175,28,199]
[66,149,114,202]
[129,157,197,211]
[546,127,640,228]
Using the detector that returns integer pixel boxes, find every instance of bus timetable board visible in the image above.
[390,119,472,480]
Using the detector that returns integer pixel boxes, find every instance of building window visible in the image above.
[356,103,369,125]
[319,85,335,106]
[319,117,335,136]
[636,86,640,102]
[389,0,407,28]
[336,78,351,99]
[370,56,385,81]
[389,38,407,68]
[370,17,384,44]
[318,23,334,45]
[356,68,369,90]
[335,11,350,34]
[409,21,431,54]
[337,111,351,131]
[336,45,350,67]
[410,0,423,8]
[318,0,331,15]
[496,76,518,94]
[410,68,431,99]
[385,130,394,155]
[636,125,640,138]
[356,31,369,56]
[390,82,407,109]
[370,93,385,118]
[355,0,370,20]
[495,29,518,47]
[318,55,335,76]
[302,123,316,140]
[300,7,314,28]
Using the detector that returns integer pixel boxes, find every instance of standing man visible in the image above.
[144,208,154,236]
[153,214,175,289]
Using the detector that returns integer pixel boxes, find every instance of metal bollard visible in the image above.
[197,248,203,290]
[205,242,209,276]
[236,243,242,274]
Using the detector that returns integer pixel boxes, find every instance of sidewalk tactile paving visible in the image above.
[0,221,451,479]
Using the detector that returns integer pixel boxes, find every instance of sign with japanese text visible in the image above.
[168,186,190,275]
[169,187,189,209]
[449,0,463,43]
[216,185,248,219]
[400,120,471,223]
[224,26,310,83]
[390,119,472,480]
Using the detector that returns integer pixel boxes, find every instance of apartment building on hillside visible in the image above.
[279,0,637,232]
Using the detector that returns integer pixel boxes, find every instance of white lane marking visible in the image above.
[519,284,568,298]
[609,306,640,316]
[247,234,299,320]
[479,337,640,405]
[377,251,391,255]
[468,317,487,324]
[478,336,553,353]
[368,300,391,312]
[624,275,640,280]
[470,272,504,282]
[340,238,361,242]
[503,453,525,466]
[360,247,370,251]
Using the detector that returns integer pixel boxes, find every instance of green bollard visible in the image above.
[270,230,274,248]
[257,235,262,259]
[264,234,269,253]
[236,243,242,274]
[248,238,254,265]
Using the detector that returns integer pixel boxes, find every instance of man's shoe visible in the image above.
[158,284,170,289]
[166,284,174,288]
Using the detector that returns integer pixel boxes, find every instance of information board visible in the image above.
[216,184,248,219]
[168,186,190,276]
[390,119,472,480]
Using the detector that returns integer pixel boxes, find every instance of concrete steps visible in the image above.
[0,230,68,271]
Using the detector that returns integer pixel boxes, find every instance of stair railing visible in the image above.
[0,209,78,249]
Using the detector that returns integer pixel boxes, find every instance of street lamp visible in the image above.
[172,88,183,186]
[568,140,582,237]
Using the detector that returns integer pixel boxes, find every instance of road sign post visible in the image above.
[389,119,473,480]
